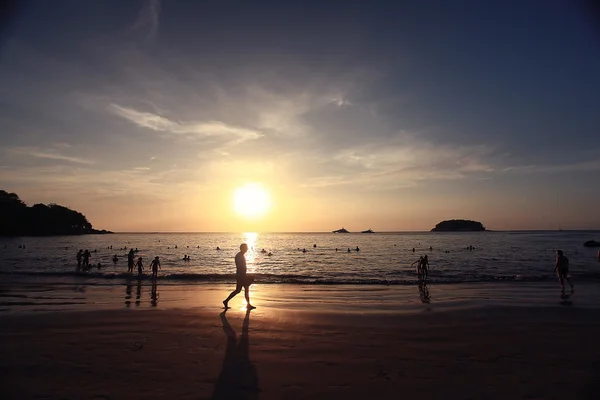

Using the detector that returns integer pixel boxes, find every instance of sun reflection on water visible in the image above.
[243,232,258,270]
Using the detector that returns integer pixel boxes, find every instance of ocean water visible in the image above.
[1,231,599,286]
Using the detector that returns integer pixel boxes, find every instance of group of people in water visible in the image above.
[73,241,579,304]
[76,248,161,279]
[76,249,93,271]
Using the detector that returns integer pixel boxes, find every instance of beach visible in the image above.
[2,282,600,399]
[3,231,600,399]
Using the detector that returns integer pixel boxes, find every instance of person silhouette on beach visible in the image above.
[127,249,135,273]
[112,254,118,265]
[212,309,259,399]
[76,249,83,271]
[150,256,161,280]
[136,257,144,275]
[223,243,255,309]
[555,250,574,294]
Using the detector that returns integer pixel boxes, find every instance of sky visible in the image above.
[1,0,599,232]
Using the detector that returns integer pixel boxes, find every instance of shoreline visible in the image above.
[2,281,600,315]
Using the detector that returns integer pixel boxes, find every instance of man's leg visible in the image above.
[565,275,574,292]
[223,282,242,308]
[557,272,565,292]
[244,285,251,307]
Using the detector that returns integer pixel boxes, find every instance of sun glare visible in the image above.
[233,183,271,219]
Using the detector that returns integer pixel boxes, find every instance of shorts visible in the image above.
[557,268,569,277]
[236,274,254,288]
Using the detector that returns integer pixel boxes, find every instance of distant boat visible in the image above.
[333,228,349,233]
[361,229,374,233]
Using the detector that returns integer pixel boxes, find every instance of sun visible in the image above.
[233,183,271,219]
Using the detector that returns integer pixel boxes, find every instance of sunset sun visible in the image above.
[233,183,271,219]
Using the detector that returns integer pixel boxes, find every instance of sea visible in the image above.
[1,231,600,284]
[1,231,600,312]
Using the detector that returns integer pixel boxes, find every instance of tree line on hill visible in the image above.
[0,190,111,236]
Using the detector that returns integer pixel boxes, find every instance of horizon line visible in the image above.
[104,229,600,234]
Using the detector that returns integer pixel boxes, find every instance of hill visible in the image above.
[0,190,112,236]
[431,219,486,232]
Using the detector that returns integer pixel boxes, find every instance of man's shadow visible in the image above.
[212,309,260,399]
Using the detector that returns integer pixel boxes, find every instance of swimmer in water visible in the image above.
[136,257,144,275]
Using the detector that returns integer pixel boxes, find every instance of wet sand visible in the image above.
[2,303,600,399]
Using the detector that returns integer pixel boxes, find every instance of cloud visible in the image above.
[131,0,161,40]
[296,138,495,189]
[501,158,600,174]
[109,104,263,143]
[9,147,94,165]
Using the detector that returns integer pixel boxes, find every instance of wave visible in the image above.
[2,270,600,285]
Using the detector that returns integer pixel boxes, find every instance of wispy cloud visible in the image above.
[109,104,263,143]
[9,147,94,165]
[131,0,161,40]
[294,135,495,189]
[502,159,600,174]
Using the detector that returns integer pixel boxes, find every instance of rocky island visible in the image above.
[431,219,486,232]
[0,190,113,236]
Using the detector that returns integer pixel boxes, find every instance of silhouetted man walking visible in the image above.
[223,243,255,309]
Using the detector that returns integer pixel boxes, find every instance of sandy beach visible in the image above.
[2,283,600,399]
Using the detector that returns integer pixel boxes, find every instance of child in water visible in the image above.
[136,257,144,275]
[150,256,161,279]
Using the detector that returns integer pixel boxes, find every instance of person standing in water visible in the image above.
[223,243,255,309]
[149,256,161,280]
[555,250,574,294]
[420,255,430,281]
[76,249,83,271]
[411,256,423,278]
[136,257,144,275]
[82,250,91,270]
[127,249,135,273]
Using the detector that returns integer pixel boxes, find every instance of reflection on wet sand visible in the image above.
[560,291,573,306]
[418,280,431,304]
[212,309,259,399]
[135,279,142,307]
[125,279,132,307]
[150,281,159,307]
